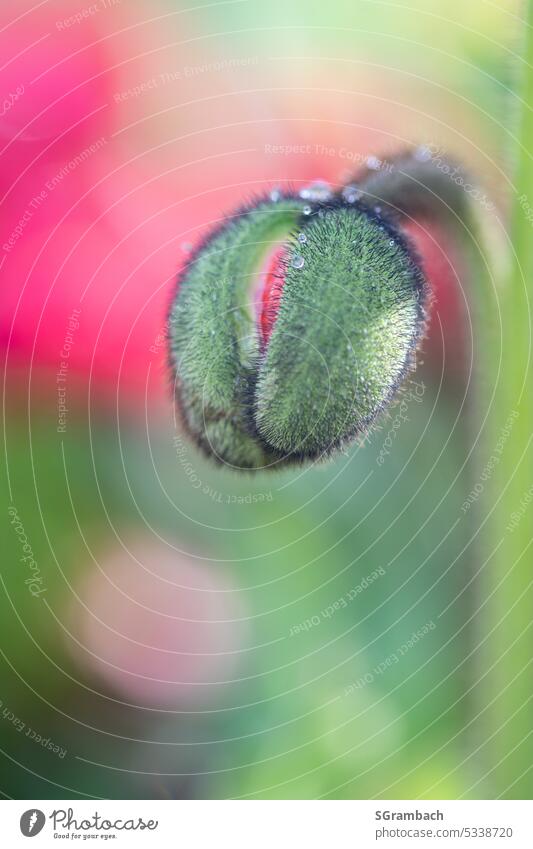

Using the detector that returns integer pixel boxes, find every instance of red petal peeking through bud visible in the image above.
[259,246,287,347]
[168,191,429,468]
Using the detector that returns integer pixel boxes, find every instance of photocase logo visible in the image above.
[20,809,46,837]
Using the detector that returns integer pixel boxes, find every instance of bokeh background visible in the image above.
[0,0,523,799]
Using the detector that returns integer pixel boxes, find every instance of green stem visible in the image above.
[353,47,533,790]
[478,1,533,799]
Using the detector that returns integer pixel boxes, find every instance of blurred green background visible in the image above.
[0,0,523,799]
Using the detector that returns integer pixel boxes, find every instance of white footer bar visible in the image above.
[1,799,531,847]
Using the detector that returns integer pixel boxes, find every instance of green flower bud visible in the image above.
[168,191,428,470]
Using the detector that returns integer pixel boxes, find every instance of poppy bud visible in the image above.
[168,191,428,469]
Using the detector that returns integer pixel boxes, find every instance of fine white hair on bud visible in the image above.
[168,179,429,470]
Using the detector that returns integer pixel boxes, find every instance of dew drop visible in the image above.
[291,254,305,269]
[366,155,381,170]
[297,232,307,244]
[302,205,312,216]
[414,145,432,163]
[269,187,282,202]
[299,180,333,202]
[342,186,361,204]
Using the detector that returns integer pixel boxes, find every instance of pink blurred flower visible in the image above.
[71,534,248,708]
[1,1,469,413]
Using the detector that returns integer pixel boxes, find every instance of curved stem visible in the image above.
[476,1,533,799]
[349,35,533,794]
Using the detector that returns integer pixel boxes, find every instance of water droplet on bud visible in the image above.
[299,180,333,202]
[342,185,361,204]
[414,145,432,163]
